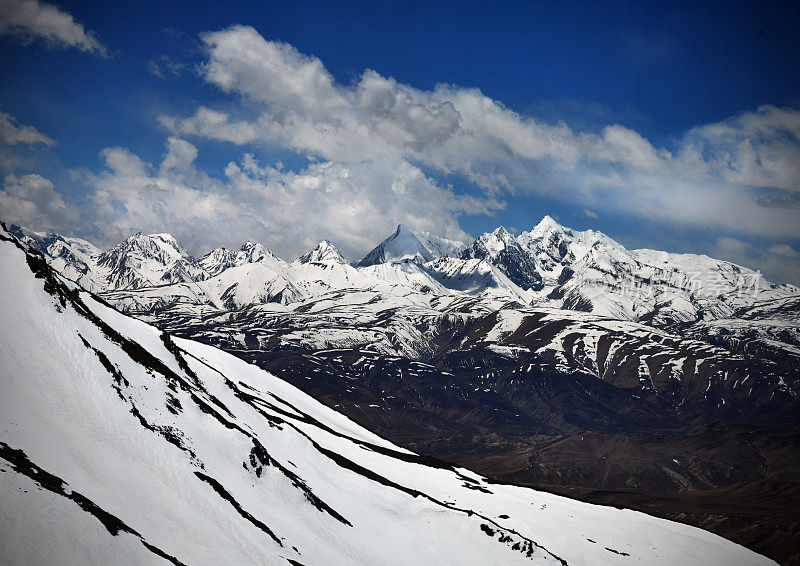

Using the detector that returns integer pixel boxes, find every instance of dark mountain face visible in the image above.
[462,227,544,291]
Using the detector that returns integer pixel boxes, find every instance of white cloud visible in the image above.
[582,209,599,219]
[148,54,184,79]
[0,173,76,230]
[682,105,800,193]
[0,0,106,56]
[0,110,54,145]
[769,243,800,259]
[160,26,800,242]
[79,137,497,259]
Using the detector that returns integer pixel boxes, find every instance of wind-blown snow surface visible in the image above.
[0,230,775,565]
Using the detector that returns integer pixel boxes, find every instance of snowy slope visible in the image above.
[419,231,468,258]
[426,255,533,304]
[0,226,776,566]
[197,261,304,308]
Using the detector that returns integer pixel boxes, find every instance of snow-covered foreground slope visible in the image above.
[0,229,776,565]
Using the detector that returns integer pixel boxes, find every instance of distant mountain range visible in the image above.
[11,216,797,323]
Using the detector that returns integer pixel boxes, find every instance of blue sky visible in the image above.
[1,0,799,282]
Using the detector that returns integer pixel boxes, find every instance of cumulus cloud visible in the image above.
[0,173,77,230]
[160,25,800,242]
[0,0,106,56]
[79,136,495,259]
[0,110,54,145]
[681,105,800,193]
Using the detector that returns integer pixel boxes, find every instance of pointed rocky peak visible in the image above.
[394,223,414,236]
[239,240,264,253]
[493,225,515,238]
[531,215,565,235]
[465,227,523,262]
[199,247,237,277]
[199,240,284,277]
[299,240,347,264]
[107,232,188,259]
[200,247,233,262]
[149,233,179,242]
[96,231,207,289]
[237,241,276,264]
[463,226,543,291]
[518,217,632,281]
[357,224,433,267]
[477,226,518,253]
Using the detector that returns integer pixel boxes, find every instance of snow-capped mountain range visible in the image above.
[11,216,797,324]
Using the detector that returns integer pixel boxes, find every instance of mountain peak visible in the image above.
[531,215,564,235]
[240,240,273,251]
[118,232,182,251]
[490,226,515,241]
[238,241,275,262]
[463,226,544,291]
[299,240,347,264]
[357,224,433,267]
[113,231,183,253]
[96,231,205,289]
[149,232,177,241]
[475,226,516,254]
